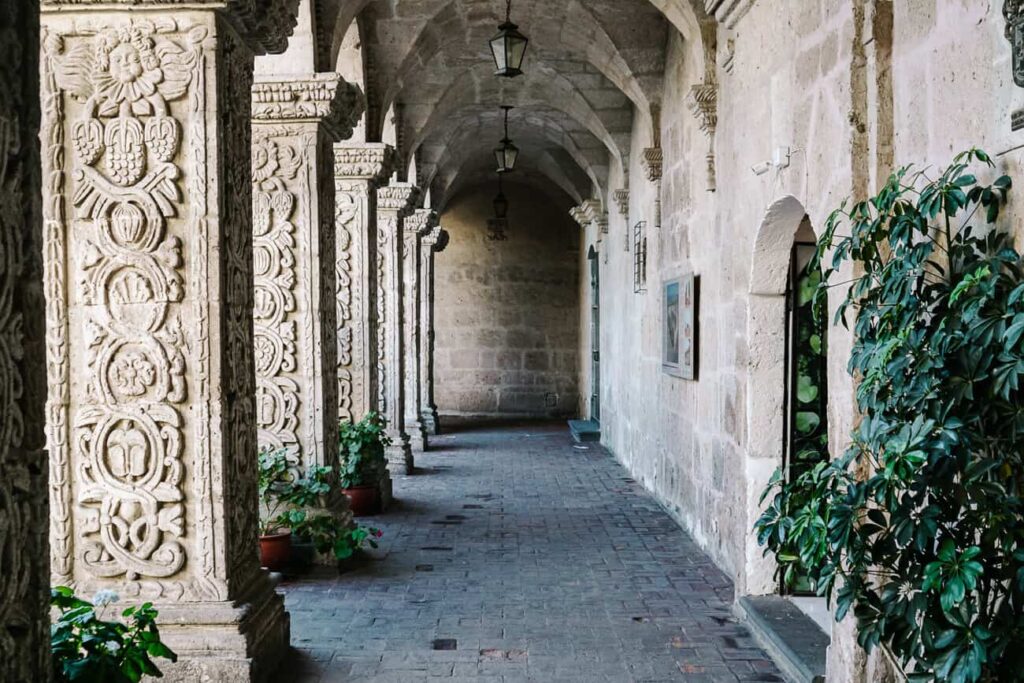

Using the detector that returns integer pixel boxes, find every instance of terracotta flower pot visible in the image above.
[343,485,381,516]
[258,531,292,571]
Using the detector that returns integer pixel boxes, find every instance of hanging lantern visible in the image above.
[493,176,509,219]
[494,106,518,173]
[489,0,529,78]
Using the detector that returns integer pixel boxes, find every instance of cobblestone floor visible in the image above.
[281,422,783,682]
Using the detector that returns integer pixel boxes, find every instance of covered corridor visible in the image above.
[283,423,782,682]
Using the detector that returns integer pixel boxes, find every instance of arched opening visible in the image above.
[744,196,831,632]
[781,222,829,597]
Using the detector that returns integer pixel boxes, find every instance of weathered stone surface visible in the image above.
[435,183,580,421]
[40,3,296,678]
[0,1,49,680]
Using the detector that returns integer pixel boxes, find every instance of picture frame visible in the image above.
[663,273,699,380]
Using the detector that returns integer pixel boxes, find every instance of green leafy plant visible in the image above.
[51,587,177,683]
[257,447,383,560]
[755,149,1024,682]
[293,515,383,561]
[258,447,333,534]
[337,413,390,489]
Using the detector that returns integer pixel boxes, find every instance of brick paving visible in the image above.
[280,422,783,682]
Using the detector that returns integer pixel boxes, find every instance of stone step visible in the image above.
[568,419,601,443]
[735,595,829,683]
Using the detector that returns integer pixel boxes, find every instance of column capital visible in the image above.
[641,147,663,183]
[704,0,755,28]
[422,224,446,250]
[612,189,630,218]
[252,72,363,140]
[406,208,439,236]
[378,183,421,216]
[41,0,301,56]
[335,143,396,182]
[570,199,607,230]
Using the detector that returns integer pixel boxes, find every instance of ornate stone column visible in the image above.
[1,1,49,679]
[334,143,394,425]
[335,143,395,506]
[419,225,449,436]
[376,183,419,473]
[250,73,361,510]
[402,209,436,452]
[40,2,298,680]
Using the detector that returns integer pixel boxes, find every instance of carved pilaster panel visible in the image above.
[40,8,290,679]
[375,183,418,472]
[334,143,393,424]
[418,224,445,436]
[42,16,201,595]
[402,209,436,451]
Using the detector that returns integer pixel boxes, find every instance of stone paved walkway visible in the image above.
[281,422,783,682]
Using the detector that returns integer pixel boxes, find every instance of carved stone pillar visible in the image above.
[251,74,361,512]
[40,2,298,680]
[333,143,394,425]
[375,183,419,474]
[1,1,49,680]
[419,225,449,436]
[403,209,437,451]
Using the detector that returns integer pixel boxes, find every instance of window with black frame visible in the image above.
[782,241,830,595]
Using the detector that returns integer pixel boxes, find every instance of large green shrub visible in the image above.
[755,150,1024,682]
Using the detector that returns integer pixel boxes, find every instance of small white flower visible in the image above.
[92,589,120,606]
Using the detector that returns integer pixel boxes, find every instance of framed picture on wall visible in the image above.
[663,273,699,380]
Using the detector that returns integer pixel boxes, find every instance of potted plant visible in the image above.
[257,448,298,571]
[338,413,390,515]
[290,513,383,571]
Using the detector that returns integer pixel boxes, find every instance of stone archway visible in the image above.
[743,195,812,596]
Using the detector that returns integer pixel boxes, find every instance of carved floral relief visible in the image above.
[252,134,301,458]
[44,21,200,584]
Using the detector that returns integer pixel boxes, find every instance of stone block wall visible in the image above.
[435,182,580,421]
[586,2,1024,681]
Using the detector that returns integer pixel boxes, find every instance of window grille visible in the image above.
[633,220,647,293]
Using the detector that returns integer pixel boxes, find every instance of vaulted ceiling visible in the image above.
[315,0,714,210]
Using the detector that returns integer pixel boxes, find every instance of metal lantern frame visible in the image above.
[493,173,509,219]
[494,105,519,173]
[489,0,529,77]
